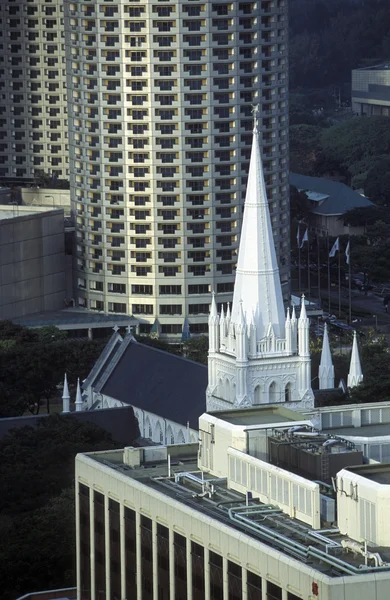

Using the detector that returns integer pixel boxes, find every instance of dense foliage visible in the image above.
[0,323,107,418]
[289,0,390,90]
[0,416,120,600]
[290,117,390,198]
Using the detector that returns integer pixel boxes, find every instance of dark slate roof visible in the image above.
[100,339,208,429]
[12,308,138,328]
[289,173,373,216]
[0,405,139,446]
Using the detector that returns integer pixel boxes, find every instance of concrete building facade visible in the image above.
[64,0,290,337]
[0,0,69,180]
[352,63,390,117]
[0,208,66,319]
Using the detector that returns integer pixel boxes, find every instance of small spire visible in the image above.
[319,323,335,389]
[286,307,291,324]
[348,331,363,388]
[299,295,308,321]
[220,304,225,320]
[238,299,246,327]
[291,305,297,322]
[75,378,84,412]
[226,302,231,321]
[62,373,70,414]
[210,291,218,318]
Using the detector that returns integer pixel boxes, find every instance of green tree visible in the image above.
[183,335,208,365]
[0,415,126,600]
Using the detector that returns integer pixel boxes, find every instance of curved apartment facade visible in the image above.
[65,0,289,338]
[0,0,68,180]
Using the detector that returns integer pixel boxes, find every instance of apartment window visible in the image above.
[159,285,181,295]
[190,323,208,334]
[132,304,153,315]
[159,266,179,277]
[108,303,127,314]
[217,282,234,293]
[189,304,209,315]
[160,304,182,316]
[188,284,210,295]
[132,284,153,295]
[188,265,208,276]
[108,282,126,294]
[161,324,182,334]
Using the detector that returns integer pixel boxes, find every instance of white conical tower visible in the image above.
[348,331,363,388]
[62,373,70,413]
[319,323,335,389]
[208,292,219,354]
[75,378,84,412]
[206,125,314,412]
[231,124,285,340]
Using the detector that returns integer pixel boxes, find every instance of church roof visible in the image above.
[231,126,285,339]
[289,173,373,216]
[98,339,208,429]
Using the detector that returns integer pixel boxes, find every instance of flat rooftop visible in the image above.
[354,63,390,71]
[85,445,390,578]
[12,308,138,330]
[209,405,307,426]
[324,423,390,438]
[346,463,390,485]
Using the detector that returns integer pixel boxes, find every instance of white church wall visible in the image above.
[90,392,197,446]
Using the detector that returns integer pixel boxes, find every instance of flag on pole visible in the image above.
[300,228,308,249]
[329,237,339,257]
[345,240,350,265]
[296,224,300,248]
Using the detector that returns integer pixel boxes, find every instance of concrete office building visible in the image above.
[65,0,290,337]
[75,412,390,600]
[0,207,66,319]
[352,63,390,117]
[0,0,69,180]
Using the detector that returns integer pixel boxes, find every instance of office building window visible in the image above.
[141,516,153,600]
[247,571,262,600]
[125,508,137,599]
[157,524,170,600]
[109,499,121,600]
[209,551,223,600]
[228,561,242,600]
[174,533,187,599]
[191,542,205,599]
[94,491,105,600]
[79,484,90,600]
[267,581,282,600]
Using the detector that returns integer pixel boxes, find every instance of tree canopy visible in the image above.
[0,322,107,418]
[0,415,121,600]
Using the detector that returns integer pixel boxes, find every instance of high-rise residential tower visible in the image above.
[0,0,68,180]
[65,0,289,337]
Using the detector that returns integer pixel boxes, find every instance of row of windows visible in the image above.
[79,488,300,600]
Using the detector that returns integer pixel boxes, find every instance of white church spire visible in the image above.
[319,323,335,389]
[231,123,285,340]
[75,378,84,412]
[62,373,70,413]
[348,331,363,388]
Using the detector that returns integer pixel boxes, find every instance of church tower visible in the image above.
[206,124,314,412]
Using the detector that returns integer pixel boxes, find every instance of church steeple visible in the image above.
[206,126,314,412]
[231,123,285,340]
[348,331,363,388]
[319,323,335,389]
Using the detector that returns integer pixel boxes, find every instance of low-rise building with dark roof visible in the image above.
[83,332,208,445]
[290,173,373,236]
